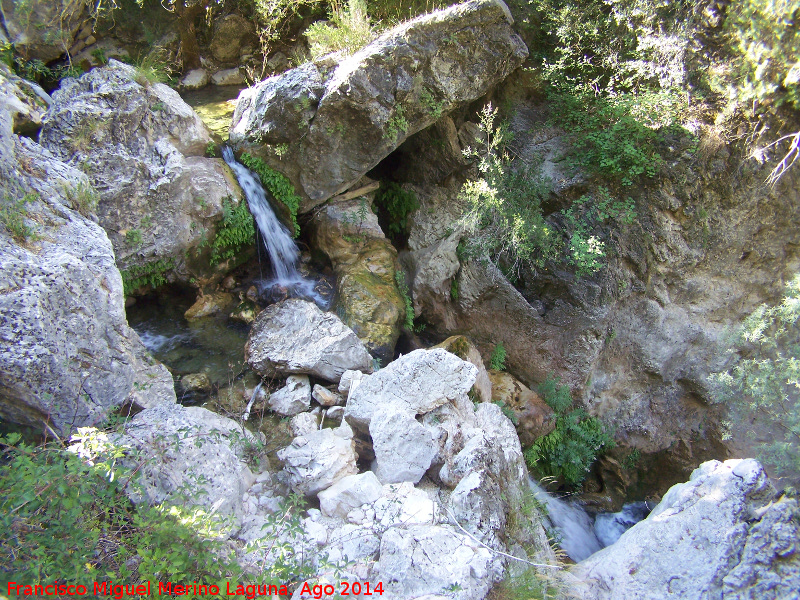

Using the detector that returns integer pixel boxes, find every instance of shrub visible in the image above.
[306,0,374,59]
[0,192,37,243]
[240,153,301,238]
[210,196,256,265]
[64,181,99,217]
[709,274,800,477]
[374,181,419,238]
[490,342,507,371]
[525,375,614,487]
[121,258,175,295]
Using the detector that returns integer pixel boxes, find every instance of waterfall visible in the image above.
[528,479,649,562]
[222,147,326,307]
[222,146,301,284]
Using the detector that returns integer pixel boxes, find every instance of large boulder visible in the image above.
[111,403,260,522]
[210,14,255,65]
[230,0,528,210]
[0,0,88,61]
[0,70,175,435]
[269,375,312,416]
[370,407,438,484]
[489,370,555,445]
[39,60,242,287]
[246,298,373,382]
[318,471,383,518]
[308,193,405,362]
[345,348,478,432]
[573,459,800,600]
[435,335,492,403]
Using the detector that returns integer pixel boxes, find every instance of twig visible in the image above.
[445,507,562,569]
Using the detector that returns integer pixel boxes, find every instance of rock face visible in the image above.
[0,67,51,135]
[489,370,555,445]
[309,193,405,361]
[1,0,88,61]
[435,335,492,403]
[370,407,438,484]
[0,68,175,435]
[112,403,260,522]
[39,60,242,287]
[318,471,383,518]
[246,299,373,382]
[230,0,528,210]
[573,459,800,600]
[345,348,478,431]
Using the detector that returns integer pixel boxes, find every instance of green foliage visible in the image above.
[537,374,572,414]
[459,103,558,278]
[125,228,143,247]
[622,448,641,470]
[133,48,174,87]
[526,374,614,487]
[63,181,99,217]
[91,47,108,65]
[1,192,37,243]
[384,104,409,140]
[10,54,83,86]
[450,277,459,301]
[240,153,301,238]
[205,141,219,158]
[709,274,800,476]
[420,87,445,120]
[490,342,507,371]
[306,0,374,59]
[493,400,519,425]
[374,181,419,237]
[210,196,256,265]
[121,258,175,295]
[724,0,800,111]
[340,198,370,245]
[394,269,415,331]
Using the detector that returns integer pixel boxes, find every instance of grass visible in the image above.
[1,193,37,243]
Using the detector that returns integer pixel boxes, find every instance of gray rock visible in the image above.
[1,0,87,61]
[180,68,210,90]
[212,68,245,86]
[277,425,358,495]
[230,0,528,210]
[373,482,437,530]
[328,523,380,563]
[370,407,438,484]
[373,525,495,600]
[269,375,312,416]
[573,459,799,600]
[110,403,259,522]
[39,60,240,284]
[290,412,319,437]
[345,348,477,431]
[210,14,255,65]
[0,76,175,434]
[181,372,212,394]
[338,369,365,396]
[246,299,373,382]
[312,384,344,407]
[0,65,51,135]
[318,471,383,518]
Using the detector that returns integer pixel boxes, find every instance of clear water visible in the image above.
[182,85,245,139]
[528,479,649,562]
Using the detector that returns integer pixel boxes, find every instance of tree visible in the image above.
[136,0,212,70]
[710,275,800,479]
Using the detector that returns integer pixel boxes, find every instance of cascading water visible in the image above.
[222,146,327,306]
[528,478,650,562]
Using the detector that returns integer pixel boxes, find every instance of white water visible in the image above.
[528,479,649,562]
[222,146,302,285]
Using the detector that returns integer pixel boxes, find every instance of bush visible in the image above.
[0,192,37,243]
[121,258,175,295]
[709,274,800,477]
[240,153,301,238]
[374,181,419,238]
[490,342,507,371]
[306,0,374,59]
[210,196,256,265]
[525,375,614,487]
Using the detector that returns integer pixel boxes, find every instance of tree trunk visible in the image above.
[175,1,207,71]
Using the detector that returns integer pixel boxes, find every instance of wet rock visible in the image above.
[309,196,405,361]
[230,0,528,209]
[435,335,492,403]
[246,298,373,382]
[290,412,319,437]
[180,68,210,90]
[110,403,260,523]
[269,375,312,417]
[373,525,495,600]
[312,384,344,407]
[277,425,358,495]
[573,459,799,600]
[344,348,477,432]
[39,60,241,284]
[229,299,260,324]
[489,371,555,445]
[318,471,383,518]
[184,291,234,320]
[181,372,212,394]
[370,407,438,485]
